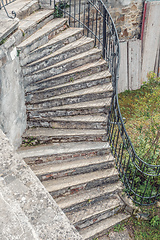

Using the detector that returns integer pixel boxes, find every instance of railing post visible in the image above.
[103,5,106,59]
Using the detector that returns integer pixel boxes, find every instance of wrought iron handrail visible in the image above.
[0,0,16,19]
[55,0,160,205]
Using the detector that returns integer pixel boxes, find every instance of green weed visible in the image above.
[0,38,7,45]
[114,223,125,232]
[53,2,69,18]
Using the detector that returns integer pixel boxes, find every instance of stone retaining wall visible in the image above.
[0,129,82,240]
[105,0,144,39]
[0,31,27,149]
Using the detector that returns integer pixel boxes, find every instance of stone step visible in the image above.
[23,36,94,76]
[27,98,111,119]
[23,48,102,86]
[66,194,123,227]
[42,168,119,197]
[27,114,108,129]
[17,18,68,56]
[25,59,108,92]
[26,70,111,102]
[20,27,83,66]
[19,9,54,40]
[5,0,39,20]
[56,181,122,210]
[22,127,108,143]
[31,155,115,181]
[80,213,130,240]
[0,13,19,43]
[18,141,111,165]
[26,83,113,109]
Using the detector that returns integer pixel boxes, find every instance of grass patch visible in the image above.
[107,205,160,240]
[118,72,160,166]
[126,205,160,240]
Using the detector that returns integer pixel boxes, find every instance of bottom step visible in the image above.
[80,213,130,240]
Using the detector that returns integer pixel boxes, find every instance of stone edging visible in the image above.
[0,129,82,239]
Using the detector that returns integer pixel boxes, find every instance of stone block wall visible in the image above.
[40,0,144,40]
[105,0,144,40]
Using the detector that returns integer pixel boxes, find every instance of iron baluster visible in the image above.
[102,5,106,59]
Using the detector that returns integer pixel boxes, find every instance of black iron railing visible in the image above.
[0,0,16,18]
[55,0,160,205]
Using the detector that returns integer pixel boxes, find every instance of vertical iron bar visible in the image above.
[69,0,71,26]
[95,8,98,46]
[91,3,94,39]
[103,6,106,59]
[141,177,150,205]
[74,0,76,27]
[87,1,90,37]
[83,1,86,36]
[79,0,81,28]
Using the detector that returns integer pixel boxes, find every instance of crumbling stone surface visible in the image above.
[0,130,83,240]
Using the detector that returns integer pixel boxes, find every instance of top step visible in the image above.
[0,0,39,42]
[17,18,68,55]
[3,0,39,20]
[19,9,54,40]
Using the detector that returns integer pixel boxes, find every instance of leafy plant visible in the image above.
[150,215,160,227]
[114,223,125,232]
[22,136,39,146]
[0,38,7,45]
[53,1,69,18]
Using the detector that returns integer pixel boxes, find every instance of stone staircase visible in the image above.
[17,4,130,239]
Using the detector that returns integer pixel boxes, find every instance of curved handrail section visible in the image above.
[56,0,160,205]
[0,0,16,19]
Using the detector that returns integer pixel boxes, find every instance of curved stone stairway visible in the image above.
[17,6,130,240]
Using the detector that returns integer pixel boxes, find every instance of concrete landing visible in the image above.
[0,129,82,240]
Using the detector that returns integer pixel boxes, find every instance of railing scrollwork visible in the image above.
[0,0,16,19]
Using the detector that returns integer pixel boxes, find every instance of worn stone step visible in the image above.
[23,36,94,76]
[18,141,111,165]
[26,70,111,102]
[42,168,119,197]
[56,181,122,210]
[20,27,83,66]
[22,128,108,143]
[31,155,115,181]
[23,48,102,86]
[26,83,113,109]
[80,213,130,240]
[5,0,39,20]
[17,18,68,56]
[19,9,54,40]
[25,59,108,92]
[0,12,19,43]
[27,99,111,119]
[27,114,108,129]
[66,194,123,227]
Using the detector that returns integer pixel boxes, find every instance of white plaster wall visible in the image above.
[0,46,26,149]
